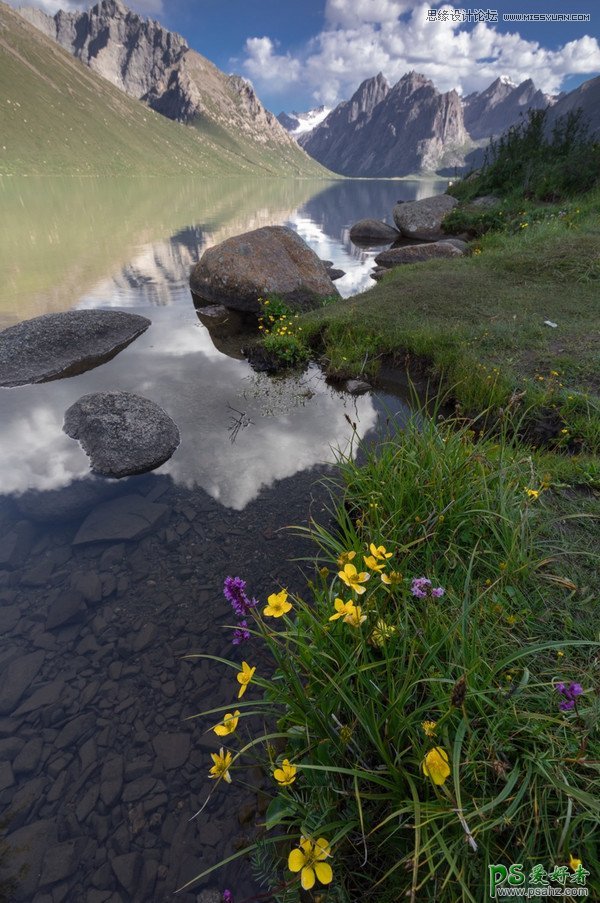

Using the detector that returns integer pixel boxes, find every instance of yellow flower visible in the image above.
[422,720,437,738]
[338,563,370,595]
[209,747,233,783]
[288,836,333,891]
[318,566,330,578]
[381,570,402,586]
[364,554,384,572]
[264,589,292,618]
[369,543,393,561]
[273,758,297,787]
[524,487,540,500]
[421,747,451,786]
[213,710,240,736]
[236,661,256,698]
[569,855,582,871]
[343,604,367,628]
[370,619,397,646]
[329,598,355,621]
[337,550,356,568]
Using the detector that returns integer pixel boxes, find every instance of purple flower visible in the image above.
[222,891,234,903]
[411,577,445,599]
[223,576,258,618]
[232,620,251,645]
[555,680,585,712]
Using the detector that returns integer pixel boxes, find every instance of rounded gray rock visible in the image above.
[349,218,400,243]
[189,225,339,314]
[0,310,151,388]
[392,194,458,240]
[63,391,180,478]
[374,241,463,268]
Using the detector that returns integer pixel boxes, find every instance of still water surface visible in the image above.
[0,176,444,901]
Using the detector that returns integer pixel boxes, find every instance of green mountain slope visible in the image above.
[0,2,330,177]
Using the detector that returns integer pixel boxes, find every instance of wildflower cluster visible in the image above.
[184,418,598,901]
[256,296,308,369]
[257,296,301,338]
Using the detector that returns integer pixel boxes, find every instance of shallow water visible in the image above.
[0,175,445,901]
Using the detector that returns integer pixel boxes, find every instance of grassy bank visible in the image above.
[299,188,599,469]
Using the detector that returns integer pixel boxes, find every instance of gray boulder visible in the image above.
[349,219,400,243]
[375,241,463,268]
[440,238,470,252]
[0,310,150,387]
[64,391,180,478]
[189,225,339,314]
[392,194,458,240]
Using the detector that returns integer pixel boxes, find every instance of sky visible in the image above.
[12,0,600,113]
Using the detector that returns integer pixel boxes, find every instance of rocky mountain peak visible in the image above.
[348,72,390,118]
[463,75,554,139]
[301,69,468,176]
[18,0,305,159]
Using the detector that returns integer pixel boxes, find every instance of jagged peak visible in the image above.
[392,70,435,93]
[88,0,130,17]
[352,72,389,96]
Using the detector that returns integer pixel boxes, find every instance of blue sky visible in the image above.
[16,1,600,112]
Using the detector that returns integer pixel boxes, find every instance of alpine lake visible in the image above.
[0,175,446,902]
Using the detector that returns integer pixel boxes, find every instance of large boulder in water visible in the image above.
[392,195,458,240]
[189,226,339,313]
[63,391,180,478]
[349,219,400,244]
[0,310,151,388]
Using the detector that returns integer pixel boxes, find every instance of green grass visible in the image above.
[298,188,600,458]
[182,413,600,902]
[0,3,329,177]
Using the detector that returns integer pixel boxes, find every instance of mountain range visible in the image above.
[6,0,600,180]
[281,72,560,176]
[1,0,326,176]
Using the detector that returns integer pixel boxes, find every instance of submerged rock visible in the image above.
[375,241,463,268]
[392,194,458,240]
[349,219,400,243]
[189,225,339,313]
[72,493,171,544]
[16,478,123,523]
[64,391,180,478]
[0,310,151,388]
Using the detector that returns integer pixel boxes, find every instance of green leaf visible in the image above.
[265,795,296,830]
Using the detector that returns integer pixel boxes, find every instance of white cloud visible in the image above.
[242,1,600,106]
[242,36,301,92]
